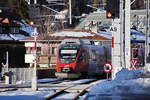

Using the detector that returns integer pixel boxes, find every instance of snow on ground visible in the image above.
[58,79,96,85]
[0,88,54,100]
[0,69,150,100]
[16,78,61,84]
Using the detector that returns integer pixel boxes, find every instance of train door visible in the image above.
[77,48,89,72]
[88,47,98,75]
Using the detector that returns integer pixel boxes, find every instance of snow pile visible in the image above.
[89,68,150,95]
[115,68,144,80]
[0,34,13,40]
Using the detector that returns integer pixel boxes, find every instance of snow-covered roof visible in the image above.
[131,29,145,43]
[97,29,146,43]
[50,31,94,37]
[21,30,110,41]
[0,34,13,40]
[97,31,112,39]
[0,20,33,41]
[0,33,31,41]
[9,34,30,40]
[19,20,34,36]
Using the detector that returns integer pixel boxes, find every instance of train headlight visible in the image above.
[62,67,71,72]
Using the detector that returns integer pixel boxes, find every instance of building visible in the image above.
[22,29,111,68]
[0,7,31,73]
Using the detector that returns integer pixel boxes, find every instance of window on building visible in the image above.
[0,27,2,33]
[10,27,19,33]
[26,47,31,54]
[2,27,5,33]
[52,47,57,55]
[30,47,41,54]
[37,47,41,54]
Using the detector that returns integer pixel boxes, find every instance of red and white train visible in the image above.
[55,39,111,79]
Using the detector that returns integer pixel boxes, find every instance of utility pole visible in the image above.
[124,0,131,68]
[145,0,150,70]
[106,0,123,79]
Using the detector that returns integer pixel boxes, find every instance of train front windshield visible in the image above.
[59,44,80,64]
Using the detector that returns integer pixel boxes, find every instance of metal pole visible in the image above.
[48,40,50,68]
[32,27,38,91]
[145,0,149,64]
[120,0,125,68]
[111,0,123,80]
[69,0,72,24]
[6,51,8,72]
[124,0,131,68]
[5,51,9,84]
[34,0,37,4]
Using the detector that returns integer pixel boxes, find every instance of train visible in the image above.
[55,39,111,79]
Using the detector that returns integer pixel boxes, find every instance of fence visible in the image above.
[2,68,56,84]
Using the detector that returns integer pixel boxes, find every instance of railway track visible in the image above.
[0,78,64,89]
[45,79,101,100]
[0,78,65,93]
[0,78,106,100]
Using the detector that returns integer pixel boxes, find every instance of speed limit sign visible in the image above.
[103,63,112,73]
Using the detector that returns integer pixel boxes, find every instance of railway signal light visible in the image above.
[106,0,120,18]
[106,12,113,18]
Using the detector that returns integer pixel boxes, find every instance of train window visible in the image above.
[59,49,78,63]
[78,50,88,62]
[36,47,41,54]
[59,44,80,63]
[91,50,96,60]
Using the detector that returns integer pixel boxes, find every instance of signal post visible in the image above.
[106,0,131,79]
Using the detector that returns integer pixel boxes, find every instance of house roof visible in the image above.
[21,29,110,42]
[0,17,21,27]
